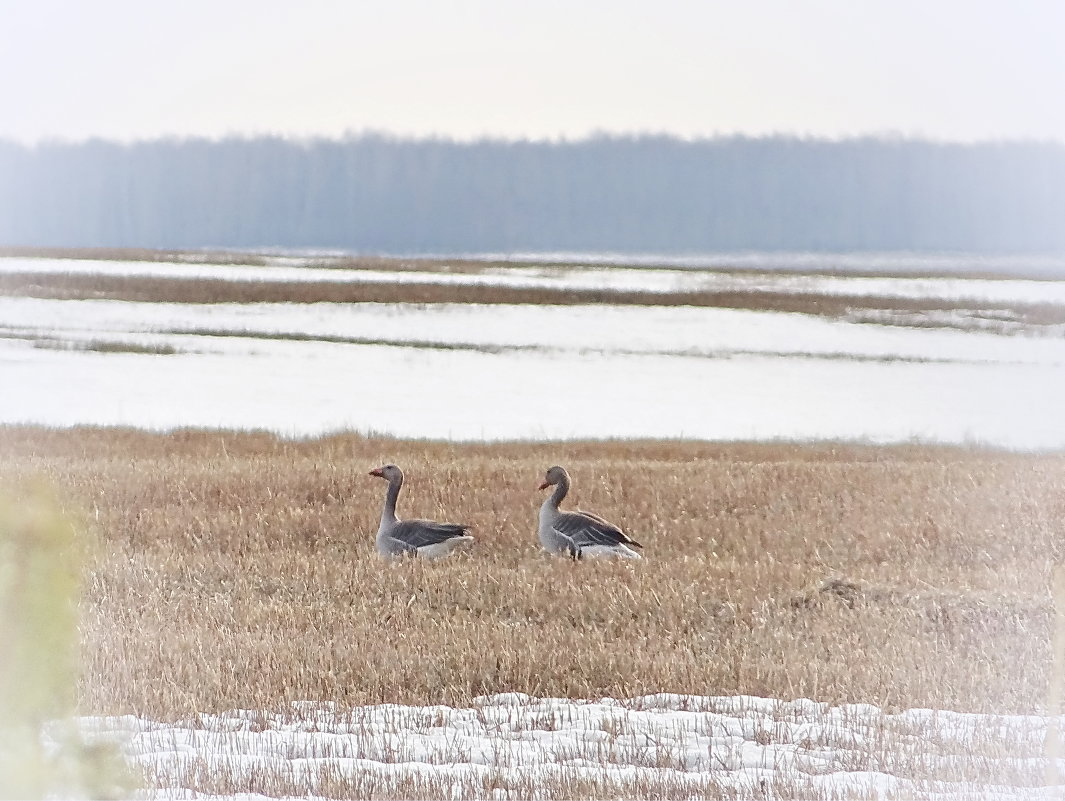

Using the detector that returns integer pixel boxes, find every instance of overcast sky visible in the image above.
[2,0,1063,144]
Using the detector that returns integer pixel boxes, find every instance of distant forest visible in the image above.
[1,135,1062,253]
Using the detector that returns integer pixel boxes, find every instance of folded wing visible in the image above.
[552,510,643,550]
[387,519,472,553]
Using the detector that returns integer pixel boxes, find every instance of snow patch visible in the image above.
[75,694,1065,799]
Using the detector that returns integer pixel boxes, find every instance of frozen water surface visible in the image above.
[2,258,1065,447]
[3,296,1064,363]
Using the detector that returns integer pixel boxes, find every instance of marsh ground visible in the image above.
[2,426,1061,720]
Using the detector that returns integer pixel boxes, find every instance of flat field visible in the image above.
[3,248,1065,796]
[4,247,1065,327]
[2,426,1061,719]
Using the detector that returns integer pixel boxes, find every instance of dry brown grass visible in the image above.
[7,270,1065,331]
[2,426,1062,723]
[6,246,1063,331]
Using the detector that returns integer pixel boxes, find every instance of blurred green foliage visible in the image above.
[0,484,137,799]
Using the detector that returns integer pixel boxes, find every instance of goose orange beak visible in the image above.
[538,481,549,490]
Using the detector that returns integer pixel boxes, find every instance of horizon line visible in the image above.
[3,129,1065,148]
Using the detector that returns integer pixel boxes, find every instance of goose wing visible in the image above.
[553,510,643,550]
[388,519,471,551]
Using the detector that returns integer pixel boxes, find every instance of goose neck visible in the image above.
[381,475,402,525]
[543,474,570,511]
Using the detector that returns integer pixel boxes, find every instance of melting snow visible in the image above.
[2,296,1064,363]
[73,694,1065,799]
[1,297,1064,447]
[3,260,1065,447]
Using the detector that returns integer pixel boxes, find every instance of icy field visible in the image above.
[4,296,1064,363]
[5,255,1065,305]
[469,249,1065,278]
[76,693,1064,799]
[3,255,1065,446]
[2,296,1065,445]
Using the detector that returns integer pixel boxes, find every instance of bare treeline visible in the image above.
[1,134,1062,253]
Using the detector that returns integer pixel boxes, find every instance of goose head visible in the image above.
[538,465,568,491]
[369,464,403,482]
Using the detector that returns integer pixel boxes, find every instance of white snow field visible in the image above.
[3,255,1065,447]
[2,294,1065,446]
[467,249,1065,279]
[3,296,1064,363]
[76,693,1064,800]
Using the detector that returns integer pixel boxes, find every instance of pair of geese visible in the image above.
[369,464,644,560]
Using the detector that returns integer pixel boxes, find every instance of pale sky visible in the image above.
[2,0,1063,143]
